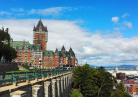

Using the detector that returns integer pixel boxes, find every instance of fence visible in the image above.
[0,70,71,85]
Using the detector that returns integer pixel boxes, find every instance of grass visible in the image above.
[22,65,47,72]
[70,90,83,97]
[6,70,28,73]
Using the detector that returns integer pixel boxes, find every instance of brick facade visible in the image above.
[11,19,78,68]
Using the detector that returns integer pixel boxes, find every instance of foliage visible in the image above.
[111,82,132,97]
[70,90,83,97]
[72,65,82,87]
[0,28,10,41]
[0,28,17,62]
[111,89,124,97]
[73,64,100,96]
[22,64,47,72]
[97,66,114,97]
[22,64,37,72]
[73,64,132,97]
[123,91,132,97]
[81,65,99,97]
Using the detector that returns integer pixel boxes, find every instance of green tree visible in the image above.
[97,72,114,97]
[123,91,132,97]
[0,28,10,42]
[0,28,17,62]
[111,83,132,97]
[70,90,83,97]
[72,65,132,97]
[80,65,99,97]
[96,66,115,97]
[73,64,100,97]
[111,89,124,97]
[72,65,82,87]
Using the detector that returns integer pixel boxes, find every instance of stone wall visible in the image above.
[0,90,10,97]
[0,72,73,97]
[0,64,19,72]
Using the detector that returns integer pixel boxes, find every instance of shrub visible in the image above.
[70,90,83,97]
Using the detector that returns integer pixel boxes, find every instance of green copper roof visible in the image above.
[10,41,41,50]
[43,50,54,56]
[29,44,41,50]
[10,41,30,47]
[62,53,66,58]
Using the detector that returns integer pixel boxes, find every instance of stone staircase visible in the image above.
[17,65,29,71]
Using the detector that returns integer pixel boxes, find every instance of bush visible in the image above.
[70,90,83,97]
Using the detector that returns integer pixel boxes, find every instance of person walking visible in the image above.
[2,71,5,80]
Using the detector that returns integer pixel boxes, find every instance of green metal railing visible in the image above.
[0,70,72,85]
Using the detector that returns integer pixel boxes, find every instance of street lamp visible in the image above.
[39,60,41,71]
[48,65,49,71]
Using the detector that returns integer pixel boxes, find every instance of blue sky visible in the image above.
[1,0,138,37]
[0,0,138,66]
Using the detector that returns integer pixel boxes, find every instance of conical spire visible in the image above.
[69,47,73,53]
[35,19,48,32]
[61,45,65,51]
[36,19,44,28]
[55,48,58,53]
[69,47,75,57]
[33,25,35,31]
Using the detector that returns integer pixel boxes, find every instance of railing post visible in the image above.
[11,71,17,86]
[51,70,53,77]
[25,72,29,83]
[41,71,44,79]
[34,72,38,81]
[47,71,49,78]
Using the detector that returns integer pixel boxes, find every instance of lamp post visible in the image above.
[39,60,41,71]
[48,65,50,71]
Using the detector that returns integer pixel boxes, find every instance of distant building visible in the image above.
[116,73,126,80]
[136,67,138,70]
[132,85,138,95]
[125,83,138,96]
[115,67,118,72]
[10,19,77,68]
[112,71,116,78]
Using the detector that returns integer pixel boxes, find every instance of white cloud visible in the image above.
[0,7,70,17]
[123,21,132,28]
[122,27,126,30]
[0,11,11,16]
[11,8,24,12]
[113,27,120,31]
[122,13,129,18]
[111,17,119,23]
[28,9,36,14]
[27,7,69,16]
[0,19,138,66]
[38,7,64,16]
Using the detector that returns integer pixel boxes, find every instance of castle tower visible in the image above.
[33,19,48,51]
[61,45,66,53]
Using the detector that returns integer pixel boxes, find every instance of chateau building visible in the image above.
[10,19,78,68]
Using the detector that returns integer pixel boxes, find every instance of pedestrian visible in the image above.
[2,71,5,80]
